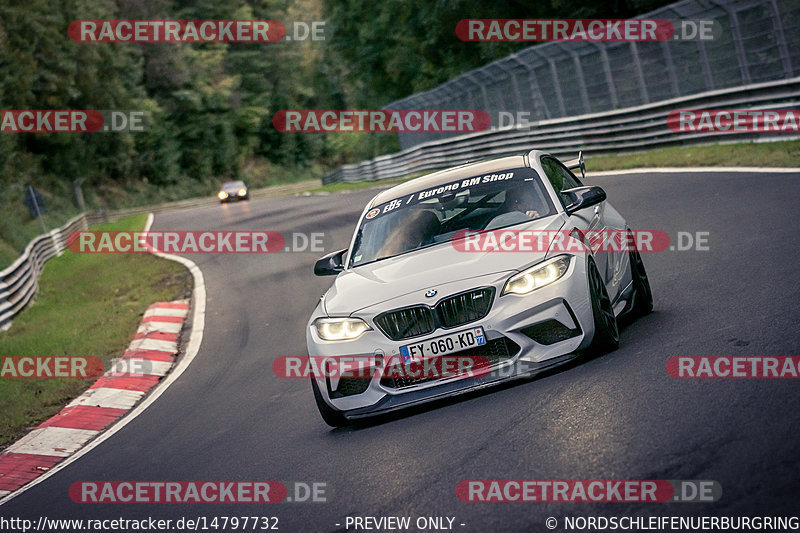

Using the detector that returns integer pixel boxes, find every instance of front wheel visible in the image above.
[310,373,349,427]
[588,259,619,353]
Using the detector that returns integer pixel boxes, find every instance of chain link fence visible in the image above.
[384,0,799,150]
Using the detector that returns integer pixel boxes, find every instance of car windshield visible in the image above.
[221,181,245,189]
[349,167,555,267]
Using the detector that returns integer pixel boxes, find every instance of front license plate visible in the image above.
[400,327,486,363]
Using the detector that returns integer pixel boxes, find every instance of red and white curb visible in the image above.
[0,213,206,505]
[0,300,189,498]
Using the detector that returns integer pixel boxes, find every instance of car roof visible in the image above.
[368,153,536,208]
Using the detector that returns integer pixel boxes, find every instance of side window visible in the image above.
[541,157,583,207]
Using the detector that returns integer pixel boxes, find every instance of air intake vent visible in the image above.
[436,288,494,329]
[375,306,435,341]
[521,319,581,345]
[374,288,495,341]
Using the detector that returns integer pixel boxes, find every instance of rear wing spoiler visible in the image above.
[564,151,585,180]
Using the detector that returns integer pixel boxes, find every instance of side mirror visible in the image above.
[563,186,606,215]
[314,248,347,276]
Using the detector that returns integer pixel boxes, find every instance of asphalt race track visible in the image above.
[2,170,799,531]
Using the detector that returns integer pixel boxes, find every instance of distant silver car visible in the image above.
[307,150,652,426]
[218,180,249,202]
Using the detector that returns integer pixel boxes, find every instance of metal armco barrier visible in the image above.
[324,0,799,184]
[322,77,800,184]
[386,0,799,149]
[0,214,90,331]
[0,179,320,331]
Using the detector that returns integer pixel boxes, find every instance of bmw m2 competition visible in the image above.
[307,149,653,426]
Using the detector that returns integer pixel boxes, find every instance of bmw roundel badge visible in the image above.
[425,289,437,298]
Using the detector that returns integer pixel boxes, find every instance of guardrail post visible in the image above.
[73,178,86,212]
[507,53,544,121]
[496,61,523,116]
[712,0,751,84]
[568,49,592,114]
[767,0,793,78]
[531,49,566,117]
[594,43,619,109]
[464,72,491,120]
[659,41,681,98]
[0,281,9,332]
[549,57,567,117]
[695,37,715,91]
[525,57,550,120]
[50,227,65,256]
[629,42,651,104]
[418,92,437,146]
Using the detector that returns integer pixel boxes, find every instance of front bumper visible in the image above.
[306,255,594,417]
[219,192,248,202]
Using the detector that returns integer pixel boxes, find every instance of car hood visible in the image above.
[322,215,566,315]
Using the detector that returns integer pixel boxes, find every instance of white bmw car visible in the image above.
[307,150,652,426]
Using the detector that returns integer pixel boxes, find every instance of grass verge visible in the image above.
[585,140,800,170]
[0,160,326,269]
[0,214,192,449]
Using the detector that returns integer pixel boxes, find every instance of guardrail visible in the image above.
[0,214,90,331]
[0,179,321,332]
[386,0,798,149]
[322,77,800,184]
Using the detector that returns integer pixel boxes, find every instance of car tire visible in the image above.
[310,373,349,428]
[630,248,653,317]
[588,259,620,353]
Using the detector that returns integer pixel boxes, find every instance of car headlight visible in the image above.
[314,317,371,341]
[238,188,247,196]
[218,191,228,199]
[502,256,571,296]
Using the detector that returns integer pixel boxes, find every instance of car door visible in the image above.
[540,156,628,300]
